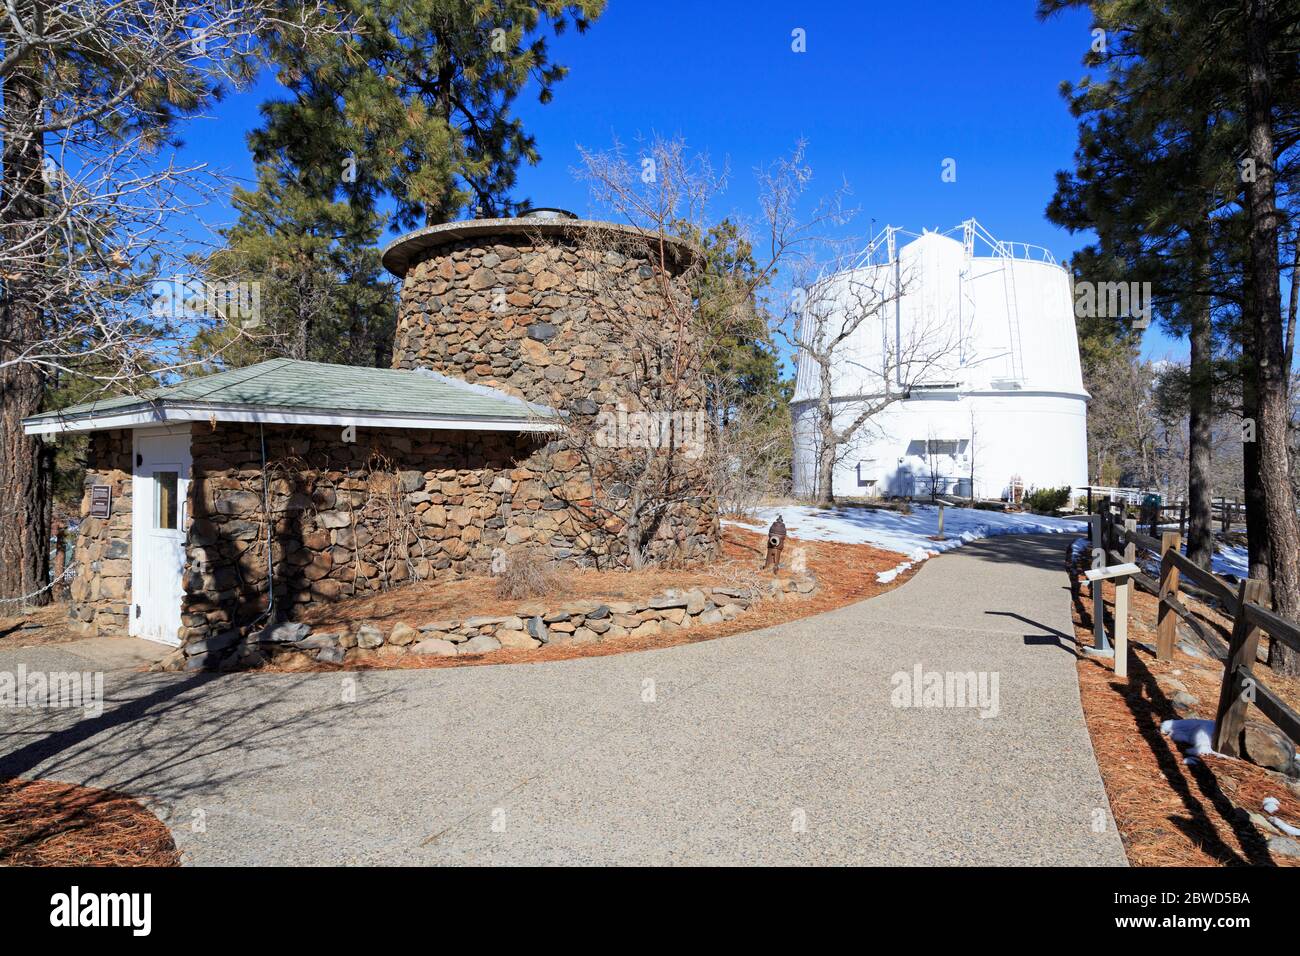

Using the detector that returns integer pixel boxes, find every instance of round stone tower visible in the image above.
[382,212,719,567]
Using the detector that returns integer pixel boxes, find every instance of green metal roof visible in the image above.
[24,358,556,429]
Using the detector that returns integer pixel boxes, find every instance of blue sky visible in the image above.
[178,0,1192,363]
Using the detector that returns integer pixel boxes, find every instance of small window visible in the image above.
[155,471,179,530]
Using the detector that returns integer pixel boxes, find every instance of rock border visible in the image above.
[153,575,818,671]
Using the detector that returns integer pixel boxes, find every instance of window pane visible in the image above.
[155,471,178,529]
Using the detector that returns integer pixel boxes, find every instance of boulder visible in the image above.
[718,603,744,621]
[411,638,458,657]
[698,609,724,626]
[685,589,707,615]
[1268,836,1300,859]
[315,646,346,665]
[630,620,661,638]
[458,634,502,655]
[464,615,507,628]
[498,616,525,631]
[1170,691,1199,717]
[1242,721,1297,774]
[571,627,598,644]
[389,622,420,646]
[526,616,549,642]
[649,595,688,610]
[355,624,384,649]
[258,621,312,644]
[419,620,458,633]
[498,630,541,650]
[184,629,239,657]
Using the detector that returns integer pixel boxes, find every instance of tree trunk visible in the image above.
[1186,214,1215,569]
[814,439,835,509]
[1245,0,1300,673]
[0,33,52,605]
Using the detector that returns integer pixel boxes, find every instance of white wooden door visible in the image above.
[130,429,191,646]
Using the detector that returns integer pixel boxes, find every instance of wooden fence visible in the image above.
[1092,496,1300,756]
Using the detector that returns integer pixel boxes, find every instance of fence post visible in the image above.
[1213,579,1268,756]
[1089,509,1108,651]
[1116,535,1137,678]
[1220,499,1230,535]
[1179,501,1186,537]
[1157,531,1182,660]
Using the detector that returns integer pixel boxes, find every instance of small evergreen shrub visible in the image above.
[1024,486,1072,515]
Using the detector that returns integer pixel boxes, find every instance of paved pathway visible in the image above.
[1,534,1125,865]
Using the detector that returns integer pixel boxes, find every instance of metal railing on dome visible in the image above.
[838,218,1059,273]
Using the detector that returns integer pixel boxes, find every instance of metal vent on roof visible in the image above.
[518,207,578,221]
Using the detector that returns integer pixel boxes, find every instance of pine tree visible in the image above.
[195,163,395,369]
[251,0,604,229]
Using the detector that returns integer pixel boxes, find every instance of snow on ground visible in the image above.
[1211,543,1249,579]
[724,504,1087,583]
[1161,718,1218,764]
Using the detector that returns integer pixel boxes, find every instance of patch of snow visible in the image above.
[1263,796,1281,814]
[1212,543,1249,579]
[723,504,1087,583]
[1270,815,1300,837]
[1161,718,1217,757]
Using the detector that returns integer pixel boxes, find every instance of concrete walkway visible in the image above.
[0,534,1125,866]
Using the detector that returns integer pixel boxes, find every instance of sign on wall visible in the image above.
[89,484,111,518]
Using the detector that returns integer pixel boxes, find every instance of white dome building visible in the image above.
[790,220,1088,501]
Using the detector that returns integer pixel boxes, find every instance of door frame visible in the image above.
[130,425,192,646]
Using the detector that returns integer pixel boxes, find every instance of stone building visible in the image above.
[24,213,719,663]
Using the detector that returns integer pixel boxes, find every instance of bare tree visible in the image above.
[0,0,342,602]
[778,248,963,509]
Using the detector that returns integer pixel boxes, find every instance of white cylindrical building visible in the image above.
[791,220,1088,501]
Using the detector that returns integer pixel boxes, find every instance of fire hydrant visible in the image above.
[762,515,787,573]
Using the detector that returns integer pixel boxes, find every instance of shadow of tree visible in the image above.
[1069,567,1273,866]
[0,667,410,861]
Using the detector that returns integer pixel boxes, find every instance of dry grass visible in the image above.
[492,544,563,601]
[0,778,180,867]
[1069,566,1300,867]
[282,524,915,671]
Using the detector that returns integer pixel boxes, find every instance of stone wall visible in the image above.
[68,429,133,638]
[179,421,539,655]
[391,231,718,566]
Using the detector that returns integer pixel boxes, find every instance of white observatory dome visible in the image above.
[790,220,1089,501]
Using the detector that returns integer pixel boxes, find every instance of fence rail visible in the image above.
[1090,496,1300,757]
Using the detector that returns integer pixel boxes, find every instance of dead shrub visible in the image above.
[494,545,562,600]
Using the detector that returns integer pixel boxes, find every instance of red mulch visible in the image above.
[0,778,180,867]
[1069,568,1300,867]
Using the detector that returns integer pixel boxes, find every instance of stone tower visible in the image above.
[382,212,719,567]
